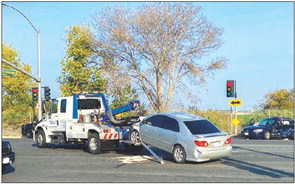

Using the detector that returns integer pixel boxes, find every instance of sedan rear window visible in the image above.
[184,120,220,135]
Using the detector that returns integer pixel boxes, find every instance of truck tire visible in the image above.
[88,133,102,154]
[36,129,47,148]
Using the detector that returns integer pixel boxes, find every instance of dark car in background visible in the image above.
[2,141,15,172]
[21,123,33,138]
[241,117,294,140]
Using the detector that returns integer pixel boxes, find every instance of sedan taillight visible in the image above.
[194,140,209,147]
[224,138,232,145]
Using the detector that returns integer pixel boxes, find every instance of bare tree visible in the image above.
[92,3,227,112]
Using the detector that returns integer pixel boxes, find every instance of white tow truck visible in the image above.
[33,93,143,154]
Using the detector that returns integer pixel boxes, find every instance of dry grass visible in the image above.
[2,127,22,137]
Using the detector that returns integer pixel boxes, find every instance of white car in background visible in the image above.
[139,112,232,163]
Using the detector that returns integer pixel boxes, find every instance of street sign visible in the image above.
[2,68,16,76]
[232,118,240,126]
[229,99,242,106]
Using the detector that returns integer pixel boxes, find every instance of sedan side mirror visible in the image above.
[249,119,255,126]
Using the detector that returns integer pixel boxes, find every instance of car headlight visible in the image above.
[253,129,263,133]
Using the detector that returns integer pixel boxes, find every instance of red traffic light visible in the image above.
[32,88,38,93]
[227,81,233,87]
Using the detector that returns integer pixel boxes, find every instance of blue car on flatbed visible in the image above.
[241,117,294,140]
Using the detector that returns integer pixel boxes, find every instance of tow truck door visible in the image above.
[48,99,59,126]
[48,98,68,132]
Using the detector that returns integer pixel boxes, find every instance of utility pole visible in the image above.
[37,31,41,121]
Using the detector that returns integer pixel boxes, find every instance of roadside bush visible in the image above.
[249,109,294,123]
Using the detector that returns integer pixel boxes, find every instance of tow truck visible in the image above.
[33,93,143,154]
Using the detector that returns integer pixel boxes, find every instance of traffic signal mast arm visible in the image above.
[2,59,40,82]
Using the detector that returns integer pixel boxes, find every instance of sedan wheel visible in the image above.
[264,131,270,140]
[129,130,140,143]
[173,145,186,163]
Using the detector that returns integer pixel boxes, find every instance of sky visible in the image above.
[2,1,294,111]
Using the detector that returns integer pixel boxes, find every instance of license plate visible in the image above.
[211,141,221,147]
[2,157,10,164]
[245,132,249,136]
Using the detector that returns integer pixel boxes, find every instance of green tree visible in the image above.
[2,44,35,129]
[93,3,227,112]
[260,89,294,110]
[57,24,107,96]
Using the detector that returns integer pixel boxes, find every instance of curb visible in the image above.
[2,136,22,139]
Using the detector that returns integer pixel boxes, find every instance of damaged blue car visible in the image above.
[241,117,294,140]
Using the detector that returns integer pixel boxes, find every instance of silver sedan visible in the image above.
[139,112,232,163]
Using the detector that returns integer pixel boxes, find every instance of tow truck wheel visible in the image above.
[88,133,102,154]
[36,130,47,148]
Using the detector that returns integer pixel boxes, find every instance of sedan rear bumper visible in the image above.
[187,145,232,162]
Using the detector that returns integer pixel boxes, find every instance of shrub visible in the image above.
[249,109,294,123]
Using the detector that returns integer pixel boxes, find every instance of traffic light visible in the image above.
[226,80,236,97]
[32,87,38,101]
[44,86,51,101]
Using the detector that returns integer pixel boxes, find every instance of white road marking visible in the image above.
[116,155,154,164]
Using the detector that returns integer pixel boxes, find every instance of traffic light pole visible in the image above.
[234,92,238,135]
[230,107,233,134]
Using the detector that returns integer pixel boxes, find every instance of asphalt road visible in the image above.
[2,137,294,183]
